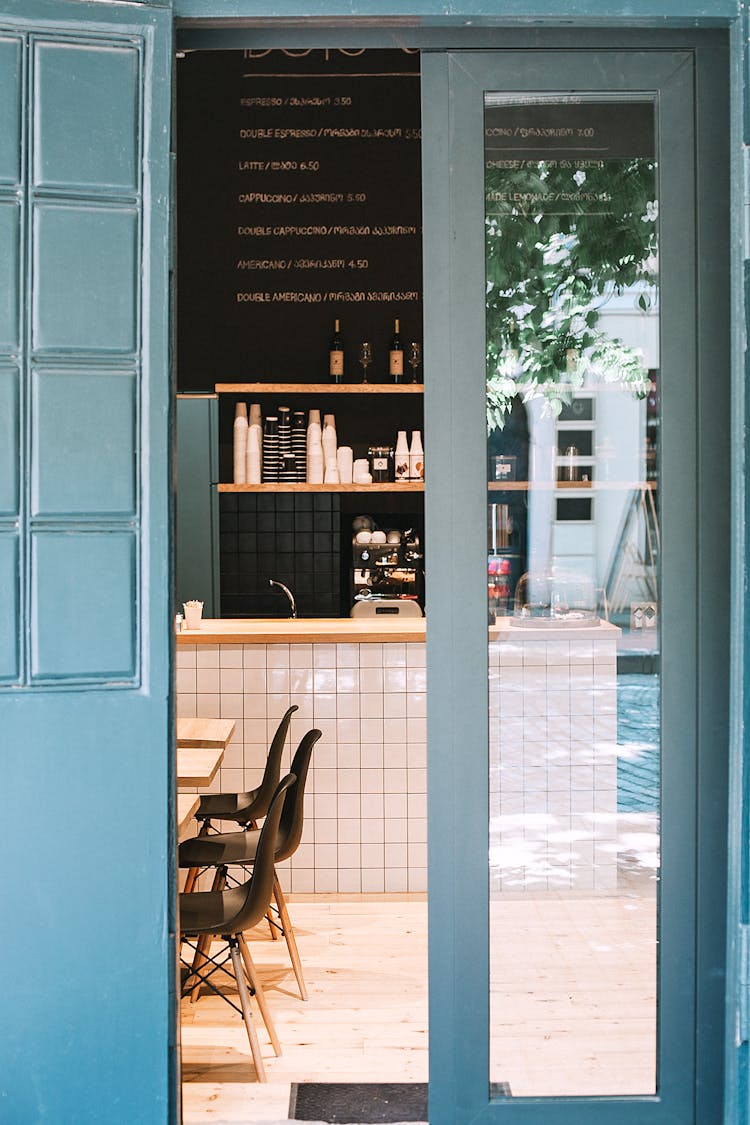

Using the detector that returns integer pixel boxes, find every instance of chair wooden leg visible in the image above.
[266,907,279,940]
[188,934,211,1003]
[273,872,308,1001]
[183,866,200,894]
[238,933,282,1056]
[229,938,267,1082]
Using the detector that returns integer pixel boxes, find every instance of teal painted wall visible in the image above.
[175,395,220,616]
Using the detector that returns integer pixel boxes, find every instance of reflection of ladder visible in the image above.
[605,485,660,616]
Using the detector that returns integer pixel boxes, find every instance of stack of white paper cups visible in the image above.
[322,413,337,463]
[246,403,262,484]
[307,409,324,483]
[336,445,353,484]
[352,458,372,485]
[233,403,248,484]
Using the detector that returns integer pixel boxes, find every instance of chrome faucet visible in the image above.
[269,579,297,618]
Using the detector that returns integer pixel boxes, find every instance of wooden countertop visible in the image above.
[177,717,236,749]
[177,794,201,842]
[177,747,225,787]
[177,617,427,644]
[176,616,617,644]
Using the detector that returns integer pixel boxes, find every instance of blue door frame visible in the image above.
[0,0,174,1121]
[175,16,740,1124]
[422,43,729,1124]
[0,3,746,1123]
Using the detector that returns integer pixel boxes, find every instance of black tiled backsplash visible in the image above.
[220,492,342,618]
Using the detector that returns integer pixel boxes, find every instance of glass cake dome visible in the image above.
[511,566,600,628]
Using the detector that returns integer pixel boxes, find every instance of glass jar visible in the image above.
[512,567,599,628]
[368,445,393,483]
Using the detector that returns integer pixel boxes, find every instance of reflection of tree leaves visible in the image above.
[486,157,656,426]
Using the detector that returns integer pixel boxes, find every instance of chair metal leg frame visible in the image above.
[189,865,229,1004]
[180,935,273,1081]
[181,936,243,1009]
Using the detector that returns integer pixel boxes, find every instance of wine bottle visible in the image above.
[389,318,404,382]
[329,318,344,382]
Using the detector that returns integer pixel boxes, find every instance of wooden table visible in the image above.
[177,746,225,788]
[176,717,236,749]
[177,794,201,842]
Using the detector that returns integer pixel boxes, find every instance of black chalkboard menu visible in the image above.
[176,49,422,391]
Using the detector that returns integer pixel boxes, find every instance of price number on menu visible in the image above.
[347,192,367,203]
[347,259,369,270]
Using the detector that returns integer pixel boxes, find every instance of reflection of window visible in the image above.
[556,497,592,522]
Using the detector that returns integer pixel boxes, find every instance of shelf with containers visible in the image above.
[216,381,425,489]
[215,381,425,618]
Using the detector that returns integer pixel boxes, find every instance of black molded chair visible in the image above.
[182,704,297,895]
[179,727,321,1000]
[195,703,298,828]
[180,773,295,1082]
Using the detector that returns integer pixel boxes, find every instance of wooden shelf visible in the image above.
[218,482,425,493]
[215,382,423,395]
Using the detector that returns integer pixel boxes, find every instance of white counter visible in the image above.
[175,618,620,894]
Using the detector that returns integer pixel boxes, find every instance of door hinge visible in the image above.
[739,923,750,1043]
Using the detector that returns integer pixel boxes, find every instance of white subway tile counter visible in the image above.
[176,630,427,894]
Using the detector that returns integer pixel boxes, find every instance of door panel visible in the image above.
[0,3,174,1121]
[424,46,727,1125]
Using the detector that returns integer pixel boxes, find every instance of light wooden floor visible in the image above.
[181,895,428,1123]
[181,882,656,1122]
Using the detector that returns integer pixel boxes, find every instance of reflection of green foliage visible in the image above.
[485,158,657,426]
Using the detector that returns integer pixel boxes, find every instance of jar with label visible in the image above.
[368,445,393,483]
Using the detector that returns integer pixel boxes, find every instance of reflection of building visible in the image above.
[521,295,659,633]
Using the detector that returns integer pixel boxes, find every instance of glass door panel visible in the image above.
[485,95,659,1098]
[422,46,717,1124]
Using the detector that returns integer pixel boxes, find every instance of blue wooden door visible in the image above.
[423,45,729,1125]
[0,1,174,1120]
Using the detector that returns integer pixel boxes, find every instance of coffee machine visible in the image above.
[350,515,424,617]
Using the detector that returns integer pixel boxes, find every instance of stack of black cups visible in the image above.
[280,452,297,482]
[278,406,291,470]
[292,410,307,482]
[262,415,279,482]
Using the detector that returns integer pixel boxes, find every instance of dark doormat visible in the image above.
[289,1082,428,1123]
[289,1081,513,1122]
